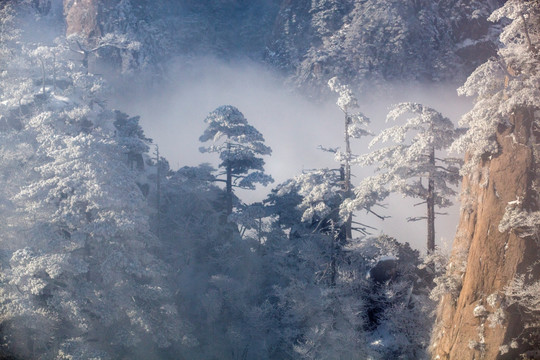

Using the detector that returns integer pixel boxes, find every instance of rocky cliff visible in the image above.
[430,1,540,357]
[432,108,540,359]
[64,0,105,41]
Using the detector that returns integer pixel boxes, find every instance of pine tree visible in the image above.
[327,77,372,239]
[0,31,184,358]
[353,103,461,252]
[154,164,280,359]
[199,105,273,218]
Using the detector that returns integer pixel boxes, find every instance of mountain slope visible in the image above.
[61,0,504,96]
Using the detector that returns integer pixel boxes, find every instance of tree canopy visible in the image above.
[199,105,273,216]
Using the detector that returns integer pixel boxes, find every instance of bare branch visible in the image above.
[317,145,339,153]
[351,227,371,235]
[434,165,460,174]
[352,221,377,230]
[407,216,427,222]
[368,208,389,220]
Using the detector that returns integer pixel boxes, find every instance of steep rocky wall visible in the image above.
[431,109,540,359]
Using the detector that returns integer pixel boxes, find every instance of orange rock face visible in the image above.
[64,0,102,42]
[431,109,540,359]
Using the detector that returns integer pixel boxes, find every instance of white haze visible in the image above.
[115,57,473,253]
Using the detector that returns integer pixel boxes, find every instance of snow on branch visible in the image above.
[328,77,358,113]
[498,199,540,239]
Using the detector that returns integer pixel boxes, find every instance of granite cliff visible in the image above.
[432,108,540,359]
[431,2,540,358]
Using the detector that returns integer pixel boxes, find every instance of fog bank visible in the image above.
[115,57,472,252]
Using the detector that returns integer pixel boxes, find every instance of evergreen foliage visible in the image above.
[199,105,273,217]
[0,7,182,358]
[350,103,462,252]
[267,0,504,96]
[5,1,535,359]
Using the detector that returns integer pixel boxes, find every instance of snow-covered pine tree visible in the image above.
[264,78,374,288]
[265,79,372,290]
[352,103,461,252]
[0,27,185,358]
[261,178,373,359]
[327,76,372,239]
[113,110,151,170]
[272,170,344,232]
[199,105,273,218]
[150,164,282,359]
[262,185,435,359]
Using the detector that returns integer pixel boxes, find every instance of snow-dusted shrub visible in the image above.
[499,200,540,240]
[429,244,469,302]
[503,274,540,356]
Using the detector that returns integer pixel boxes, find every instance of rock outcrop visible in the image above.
[431,107,540,359]
[63,0,104,41]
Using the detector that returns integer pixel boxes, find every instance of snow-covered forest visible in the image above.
[0,1,539,359]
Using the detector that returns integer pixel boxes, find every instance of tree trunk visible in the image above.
[343,114,352,240]
[330,221,337,287]
[222,163,236,240]
[427,144,436,252]
[427,176,435,253]
[226,164,233,217]
[156,145,161,239]
[225,141,234,218]
[339,164,353,242]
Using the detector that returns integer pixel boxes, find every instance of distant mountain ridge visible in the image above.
[58,0,505,96]
[266,0,506,96]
